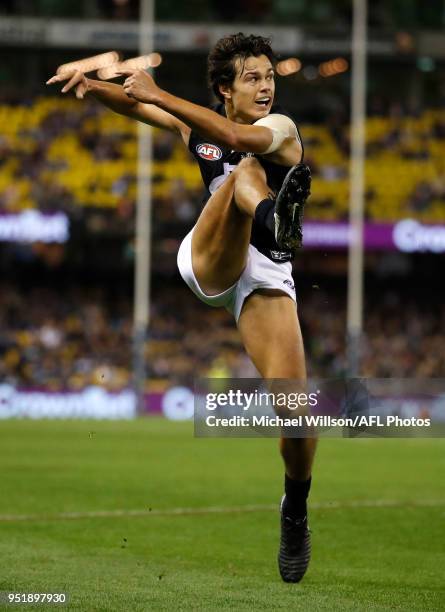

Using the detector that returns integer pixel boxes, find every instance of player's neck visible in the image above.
[225,103,250,125]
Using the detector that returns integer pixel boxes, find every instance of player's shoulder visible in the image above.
[269,103,297,124]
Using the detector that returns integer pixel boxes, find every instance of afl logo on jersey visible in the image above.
[196,143,222,161]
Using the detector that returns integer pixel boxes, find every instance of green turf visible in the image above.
[0,419,444,611]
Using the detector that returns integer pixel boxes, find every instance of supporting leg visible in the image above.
[238,290,317,481]
[238,290,317,583]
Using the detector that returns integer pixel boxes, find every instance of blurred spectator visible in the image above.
[0,281,443,391]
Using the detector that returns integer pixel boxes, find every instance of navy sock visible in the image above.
[254,198,275,234]
[283,475,312,519]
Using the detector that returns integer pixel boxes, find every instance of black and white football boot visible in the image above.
[274,163,311,251]
[278,495,311,583]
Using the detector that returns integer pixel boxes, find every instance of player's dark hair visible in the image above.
[207,32,276,103]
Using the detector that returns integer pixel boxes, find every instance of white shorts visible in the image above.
[177,228,297,322]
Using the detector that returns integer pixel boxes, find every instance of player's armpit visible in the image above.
[260,136,302,166]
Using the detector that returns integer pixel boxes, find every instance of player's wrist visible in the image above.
[85,78,100,96]
[154,89,173,110]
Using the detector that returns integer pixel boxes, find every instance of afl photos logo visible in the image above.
[196,143,222,161]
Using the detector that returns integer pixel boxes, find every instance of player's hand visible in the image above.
[117,69,162,104]
[46,70,90,99]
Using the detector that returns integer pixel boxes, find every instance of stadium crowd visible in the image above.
[0,282,443,392]
[1,97,445,228]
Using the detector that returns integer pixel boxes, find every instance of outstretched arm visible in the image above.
[46,70,191,145]
[118,69,301,164]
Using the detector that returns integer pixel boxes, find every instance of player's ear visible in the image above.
[218,83,231,101]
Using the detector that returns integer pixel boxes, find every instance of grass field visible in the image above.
[0,418,444,611]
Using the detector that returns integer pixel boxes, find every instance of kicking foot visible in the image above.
[274,163,311,251]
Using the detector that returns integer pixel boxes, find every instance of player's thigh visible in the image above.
[237,289,306,380]
[191,176,252,294]
[192,175,251,259]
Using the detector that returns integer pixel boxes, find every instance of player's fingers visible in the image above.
[46,73,71,85]
[116,68,136,77]
[75,82,87,99]
[122,82,134,96]
[61,71,84,93]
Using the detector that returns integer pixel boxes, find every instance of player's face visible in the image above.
[226,54,275,123]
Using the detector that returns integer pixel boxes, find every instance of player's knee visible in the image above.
[232,156,263,178]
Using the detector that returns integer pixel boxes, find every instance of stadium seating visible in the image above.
[1,97,444,223]
[0,282,443,390]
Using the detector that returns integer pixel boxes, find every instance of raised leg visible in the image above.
[191,157,270,295]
